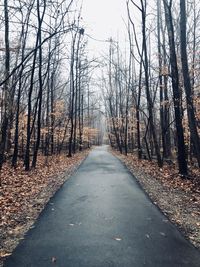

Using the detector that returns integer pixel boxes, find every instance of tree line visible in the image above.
[103,0,200,176]
[0,0,103,174]
[1,0,199,177]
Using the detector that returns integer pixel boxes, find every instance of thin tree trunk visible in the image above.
[24,34,39,170]
[73,32,82,153]
[141,1,162,167]
[0,0,10,171]
[68,32,77,157]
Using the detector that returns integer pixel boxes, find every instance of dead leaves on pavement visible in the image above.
[113,150,200,249]
[0,150,89,265]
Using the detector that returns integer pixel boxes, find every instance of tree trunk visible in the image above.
[24,34,39,170]
[73,32,82,153]
[163,0,188,175]
[68,32,77,157]
[180,0,200,167]
[141,2,162,167]
[0,0,10,171]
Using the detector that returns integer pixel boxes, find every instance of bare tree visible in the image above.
[180,0,200,167]
[0,0,10,171]
[163,0,188,175]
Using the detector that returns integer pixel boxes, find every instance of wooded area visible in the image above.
[0,0,103,178]
[0,0,199,177]
[0,0,200,264]
[104,0,200,176]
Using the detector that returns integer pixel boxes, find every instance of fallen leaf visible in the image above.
[114,237,122,241]
[160,232,166,237]
[51,256,57,263]
[0,151,90,262]
[0,252,12,258]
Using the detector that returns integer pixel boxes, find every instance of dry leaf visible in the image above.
[0,151,89,263]
[0,252,12,258]
[51,256,57,263]
[114,237,122,241]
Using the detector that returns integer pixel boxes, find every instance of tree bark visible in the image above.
[0,0,10,171]
[163,0,188,175]
[180,0,200,167]
[141,1,162,167]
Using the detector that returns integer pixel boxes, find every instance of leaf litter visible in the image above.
[0,150,89,266]
[112,150,200,250]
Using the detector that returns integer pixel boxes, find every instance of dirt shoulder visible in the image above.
[0,150,90,266]
[112,150,200,250]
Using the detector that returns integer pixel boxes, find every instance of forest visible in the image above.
[104,0,200,177]
[0,0,103,175]
[0,0,200,264]
[0,0,199,176]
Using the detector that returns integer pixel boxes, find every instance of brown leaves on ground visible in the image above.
[119,153,200,194]
[113,150,200,249]
[0,150,89,265]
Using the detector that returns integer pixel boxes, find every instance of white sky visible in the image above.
[82,0,128,55]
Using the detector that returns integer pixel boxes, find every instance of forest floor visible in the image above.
[0,149,90,267]
[112,149,200,250]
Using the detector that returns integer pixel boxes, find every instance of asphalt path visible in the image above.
[4,146,200,267]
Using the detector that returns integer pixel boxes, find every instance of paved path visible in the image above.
[4,146,200,267]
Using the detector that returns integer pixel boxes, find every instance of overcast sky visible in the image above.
[82,0,128,55]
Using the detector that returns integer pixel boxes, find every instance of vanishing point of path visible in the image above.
[4,146,200,267]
